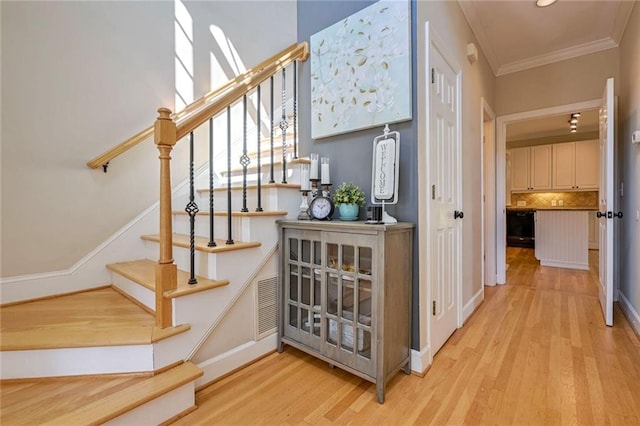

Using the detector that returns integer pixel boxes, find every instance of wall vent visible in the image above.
[255,275,278,339]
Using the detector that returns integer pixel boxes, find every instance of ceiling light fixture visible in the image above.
[570,118,578,124]
[536,0,558,7]
[572,112,581,118]
[571,128,577,133]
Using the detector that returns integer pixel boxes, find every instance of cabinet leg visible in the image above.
[276,339,284,354]
[403,361,411,375]
[376,383,385,404]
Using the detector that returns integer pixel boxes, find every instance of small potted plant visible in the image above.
[333,182,365,221]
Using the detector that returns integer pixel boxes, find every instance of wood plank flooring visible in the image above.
[0,287,155,350]
[173,248,640,425]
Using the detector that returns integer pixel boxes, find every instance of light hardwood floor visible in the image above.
[173,248,640,425]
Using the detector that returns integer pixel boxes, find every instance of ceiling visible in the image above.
[459,0,634,142]
[458,0,635,77]
[506,108,599,143]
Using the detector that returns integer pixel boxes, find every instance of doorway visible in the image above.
[494,99,602,284]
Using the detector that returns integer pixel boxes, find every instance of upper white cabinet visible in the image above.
[509,145,552,191]
[552,140,599,190]
[574,140,600,189]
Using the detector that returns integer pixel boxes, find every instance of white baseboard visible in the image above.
[540,260,589,271]
[195,334,277,389]
[618,290,640,337]
[463,288,484,323]
[410,346,431,375]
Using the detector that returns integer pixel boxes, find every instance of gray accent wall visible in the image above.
[297,1,420,348]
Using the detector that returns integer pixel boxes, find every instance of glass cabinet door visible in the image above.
[323,232,375,375]
[284,230,322,350]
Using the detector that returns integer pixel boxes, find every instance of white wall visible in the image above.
[0,1,296,278]
[495,48,620,116]
[416,1,496,350]
[618,2,640,332]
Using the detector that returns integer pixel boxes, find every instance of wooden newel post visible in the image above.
[154,107,178,328]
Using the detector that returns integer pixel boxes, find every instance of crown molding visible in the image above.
[496,37,619,76]
[457,1,499,75]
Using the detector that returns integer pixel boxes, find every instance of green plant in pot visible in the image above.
[333,182,365,221]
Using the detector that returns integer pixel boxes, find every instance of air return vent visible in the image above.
[255,276,277,339]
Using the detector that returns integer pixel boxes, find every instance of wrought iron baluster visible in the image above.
[280,68,288,184]
[240,95,250,213]
[269,76,275,184]
[185,132,199,285]
[226,106,234,245]
[293,60,298,160]
[256,85,263,212]
[207,117,216,247]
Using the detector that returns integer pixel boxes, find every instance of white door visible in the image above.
[429,42,461,354]
[598,78,615,326]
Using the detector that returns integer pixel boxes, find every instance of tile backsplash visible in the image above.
[510,191,598,208]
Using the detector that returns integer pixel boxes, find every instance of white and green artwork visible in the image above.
[310,0,411,139]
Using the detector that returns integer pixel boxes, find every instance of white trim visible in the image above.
[481,98,496,288]
[462,288,484,323]
[495,99,601,285]
[457,1,499,75]
[410,346,431,375]
[195,333,277,389]
[539,260,589,271]
[496,38,618,76]
[618,291,640,337]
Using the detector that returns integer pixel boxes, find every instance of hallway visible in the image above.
[174,248,640,425]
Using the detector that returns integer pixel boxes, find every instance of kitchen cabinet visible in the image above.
[277,220,413,403]
[553,140,599,190]
[509,145,552,191]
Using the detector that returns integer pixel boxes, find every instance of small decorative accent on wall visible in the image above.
[310,0,411,139]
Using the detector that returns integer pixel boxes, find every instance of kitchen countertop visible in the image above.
[506,206,598,211]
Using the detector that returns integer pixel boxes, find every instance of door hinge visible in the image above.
[432,184,436,200]
[431,68,435,84]
[432,300,436,316]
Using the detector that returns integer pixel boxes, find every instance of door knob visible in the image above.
[613,211,624,219]
[596,211,606,218]
[454,210,464,219]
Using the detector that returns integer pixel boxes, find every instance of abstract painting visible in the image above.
[310,0,411,139]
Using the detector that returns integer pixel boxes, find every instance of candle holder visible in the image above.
[297,190,311,220]
[310,178,321,198]
[321,183,332,197]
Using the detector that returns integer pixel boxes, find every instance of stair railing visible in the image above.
[152,42,308,328]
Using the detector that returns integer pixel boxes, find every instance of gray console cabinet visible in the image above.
[277,220,413,403]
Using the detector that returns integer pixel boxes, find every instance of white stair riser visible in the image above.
[112,273,155,312]
[143,240,263,281]
[172,215,282,242]
[106,382,196,426]
[0,345,153,379]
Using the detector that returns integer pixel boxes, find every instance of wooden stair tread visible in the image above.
[172,210,288,217]
[107,259,229,298]
[0,287,184,351]
[0,361,203,425]
[197,182,300,194]
[141,233,261,253]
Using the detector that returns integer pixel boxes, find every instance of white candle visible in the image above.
[310,153,319,179]
[321,157,330,184]
[300,164,310,190]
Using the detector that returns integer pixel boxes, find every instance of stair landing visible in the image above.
[0,287,186,351]
[0,361,203,425]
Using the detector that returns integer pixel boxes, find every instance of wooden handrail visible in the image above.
[86,42,309,170]
[176,42,308,140]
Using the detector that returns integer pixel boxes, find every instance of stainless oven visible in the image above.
[506,210,535,248]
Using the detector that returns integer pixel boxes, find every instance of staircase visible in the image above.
[0,42,309,424]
